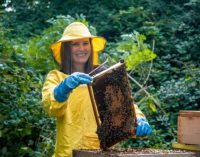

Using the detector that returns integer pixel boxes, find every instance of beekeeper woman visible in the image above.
[42,22,152,157]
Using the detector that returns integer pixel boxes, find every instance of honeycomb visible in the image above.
[92,61,136,150]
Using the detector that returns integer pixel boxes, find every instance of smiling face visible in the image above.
[70,38,92,67]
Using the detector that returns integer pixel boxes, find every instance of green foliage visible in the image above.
[1,0,200,155]
[117,32,156,70]
[0,61,56,156]
[0,26,55,156]
[0,24,13,61]
[1,0,55,38]
[151,70,200,112]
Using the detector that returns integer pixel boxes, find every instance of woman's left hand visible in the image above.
[136,116,152,137]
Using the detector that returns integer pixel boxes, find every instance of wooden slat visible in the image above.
[73,150,197,157]
[179,110,200,117]
[178,111,200,145]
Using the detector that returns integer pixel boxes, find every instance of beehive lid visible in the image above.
[179,110,200,117]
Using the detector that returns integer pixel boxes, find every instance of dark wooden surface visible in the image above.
[73,149,198,157]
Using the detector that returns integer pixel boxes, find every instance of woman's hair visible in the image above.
[60,39,94,74]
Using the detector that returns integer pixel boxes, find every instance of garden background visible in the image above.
[0,0,199,156]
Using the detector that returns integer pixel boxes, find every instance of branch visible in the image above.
[89,58,109,75]
[107,53,166,114]
[143,39,155,86]
[127,73,166,114]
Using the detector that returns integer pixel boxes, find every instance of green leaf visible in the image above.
[149,103,157,112]
[117,31,156,70]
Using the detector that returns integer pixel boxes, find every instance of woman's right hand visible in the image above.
[54,72,93,102]
[64,72,93,89]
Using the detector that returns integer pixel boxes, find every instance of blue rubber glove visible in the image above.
[136,116,152,137]
[54,72,93,102]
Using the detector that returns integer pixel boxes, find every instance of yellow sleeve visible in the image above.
[42,70,67,117]
[132,104,146,138]
[134,104,146,118]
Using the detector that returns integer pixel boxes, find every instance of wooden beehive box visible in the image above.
[91,61,136,150]
[73,149,198,157]
[178,110,200,145]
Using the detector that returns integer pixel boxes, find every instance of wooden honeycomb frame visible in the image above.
[90,61,136,150]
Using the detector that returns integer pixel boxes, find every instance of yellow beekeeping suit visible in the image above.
[42,69,144,157]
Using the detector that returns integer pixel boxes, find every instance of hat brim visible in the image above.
[50,36,106,65]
